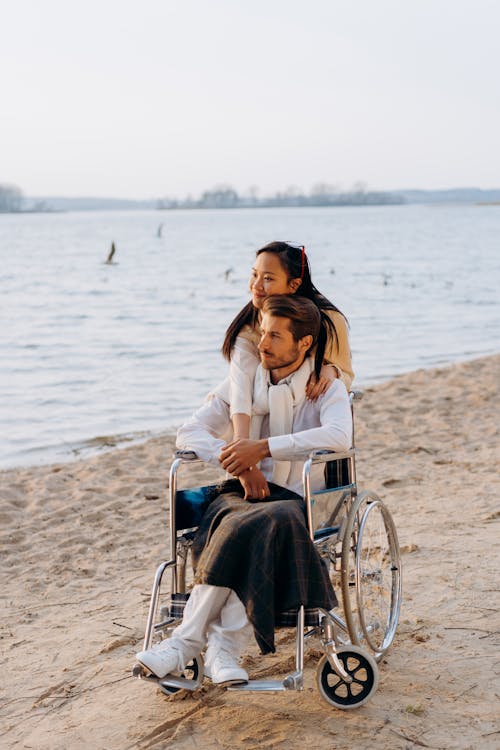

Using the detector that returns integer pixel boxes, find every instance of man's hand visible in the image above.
[219,438,270,476]
[238,467,270,501]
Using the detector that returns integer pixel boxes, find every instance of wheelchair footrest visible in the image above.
[227,679,289,693]
[133,665,201,692]
[159,674,200,692]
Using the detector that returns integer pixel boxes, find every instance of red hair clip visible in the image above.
[300,246,306,279]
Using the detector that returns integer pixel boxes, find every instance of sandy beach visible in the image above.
[1,354,499,750]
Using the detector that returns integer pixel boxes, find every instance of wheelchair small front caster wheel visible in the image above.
[158,656,203,696]
[316,646,378,709]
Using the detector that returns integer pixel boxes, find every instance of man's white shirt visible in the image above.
[176,364,353,496]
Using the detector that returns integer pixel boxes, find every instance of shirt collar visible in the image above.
[267,358,313,387]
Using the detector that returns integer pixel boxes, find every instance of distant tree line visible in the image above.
[0,183,24,212]
[156,182,406,210]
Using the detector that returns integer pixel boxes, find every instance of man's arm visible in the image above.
[177,393,270,500]
[219,438,270,476]
[268,382,352,461]
[176,395,232,466]
[219,380,352,474]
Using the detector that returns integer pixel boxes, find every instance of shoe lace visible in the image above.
[151,640,180,659]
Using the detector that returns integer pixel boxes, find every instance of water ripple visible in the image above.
[1,205,499,468]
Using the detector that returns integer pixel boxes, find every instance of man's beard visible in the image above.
[260,345,301,372]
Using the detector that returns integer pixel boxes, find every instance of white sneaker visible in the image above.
[136,640,181,679]
[204,648,248,686]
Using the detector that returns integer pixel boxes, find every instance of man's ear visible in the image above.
[299,334,313,353]
[288,277,302,293]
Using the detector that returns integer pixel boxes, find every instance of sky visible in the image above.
[1,0,499,199]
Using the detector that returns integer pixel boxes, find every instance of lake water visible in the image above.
[1,204,499,469]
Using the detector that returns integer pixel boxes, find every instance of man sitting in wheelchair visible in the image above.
[136,295,352,686]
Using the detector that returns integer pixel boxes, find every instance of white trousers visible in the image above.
[168,584,252,669]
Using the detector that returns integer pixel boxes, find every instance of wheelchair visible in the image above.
[133,392,402,710]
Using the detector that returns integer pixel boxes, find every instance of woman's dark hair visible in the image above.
[222,241,346,378]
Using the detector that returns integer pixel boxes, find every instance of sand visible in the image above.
[1,354,499,750]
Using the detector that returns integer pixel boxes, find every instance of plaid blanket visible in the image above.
[192,479,337,654]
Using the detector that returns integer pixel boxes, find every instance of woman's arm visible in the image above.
[228,329,260,437]
[232,413,251,439]
[226,330,269,496]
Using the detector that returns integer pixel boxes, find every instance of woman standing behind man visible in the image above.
[220,241,353,491]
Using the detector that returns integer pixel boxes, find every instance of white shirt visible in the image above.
[176,367,353,496]
[228,333,258,417]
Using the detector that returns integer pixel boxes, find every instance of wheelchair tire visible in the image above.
[341,490,402,660]
[316,647,378,709]
[158,656,203,696]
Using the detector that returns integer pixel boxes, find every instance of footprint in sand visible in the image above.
[400,543,420,553]
[484,510,500,522]
[382,476,423,488]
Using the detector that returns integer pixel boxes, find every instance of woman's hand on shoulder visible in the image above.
[305,364,339,401]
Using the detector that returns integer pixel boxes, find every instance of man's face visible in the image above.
[258,313,308,377]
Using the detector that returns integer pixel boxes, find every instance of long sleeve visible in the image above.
[176,395,233,466]
[228,327,260,417]
[268,380,352,461]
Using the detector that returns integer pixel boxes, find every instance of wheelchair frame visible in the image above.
[134,394,402,709]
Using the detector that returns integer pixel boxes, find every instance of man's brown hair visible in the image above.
[262,295,321,353]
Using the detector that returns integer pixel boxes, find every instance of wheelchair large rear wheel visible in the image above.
[341,490,402,660]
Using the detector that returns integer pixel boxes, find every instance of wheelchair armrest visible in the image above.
[174,449,200,461]
[308,448,355,464]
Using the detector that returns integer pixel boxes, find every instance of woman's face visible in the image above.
[249,252,301,309]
